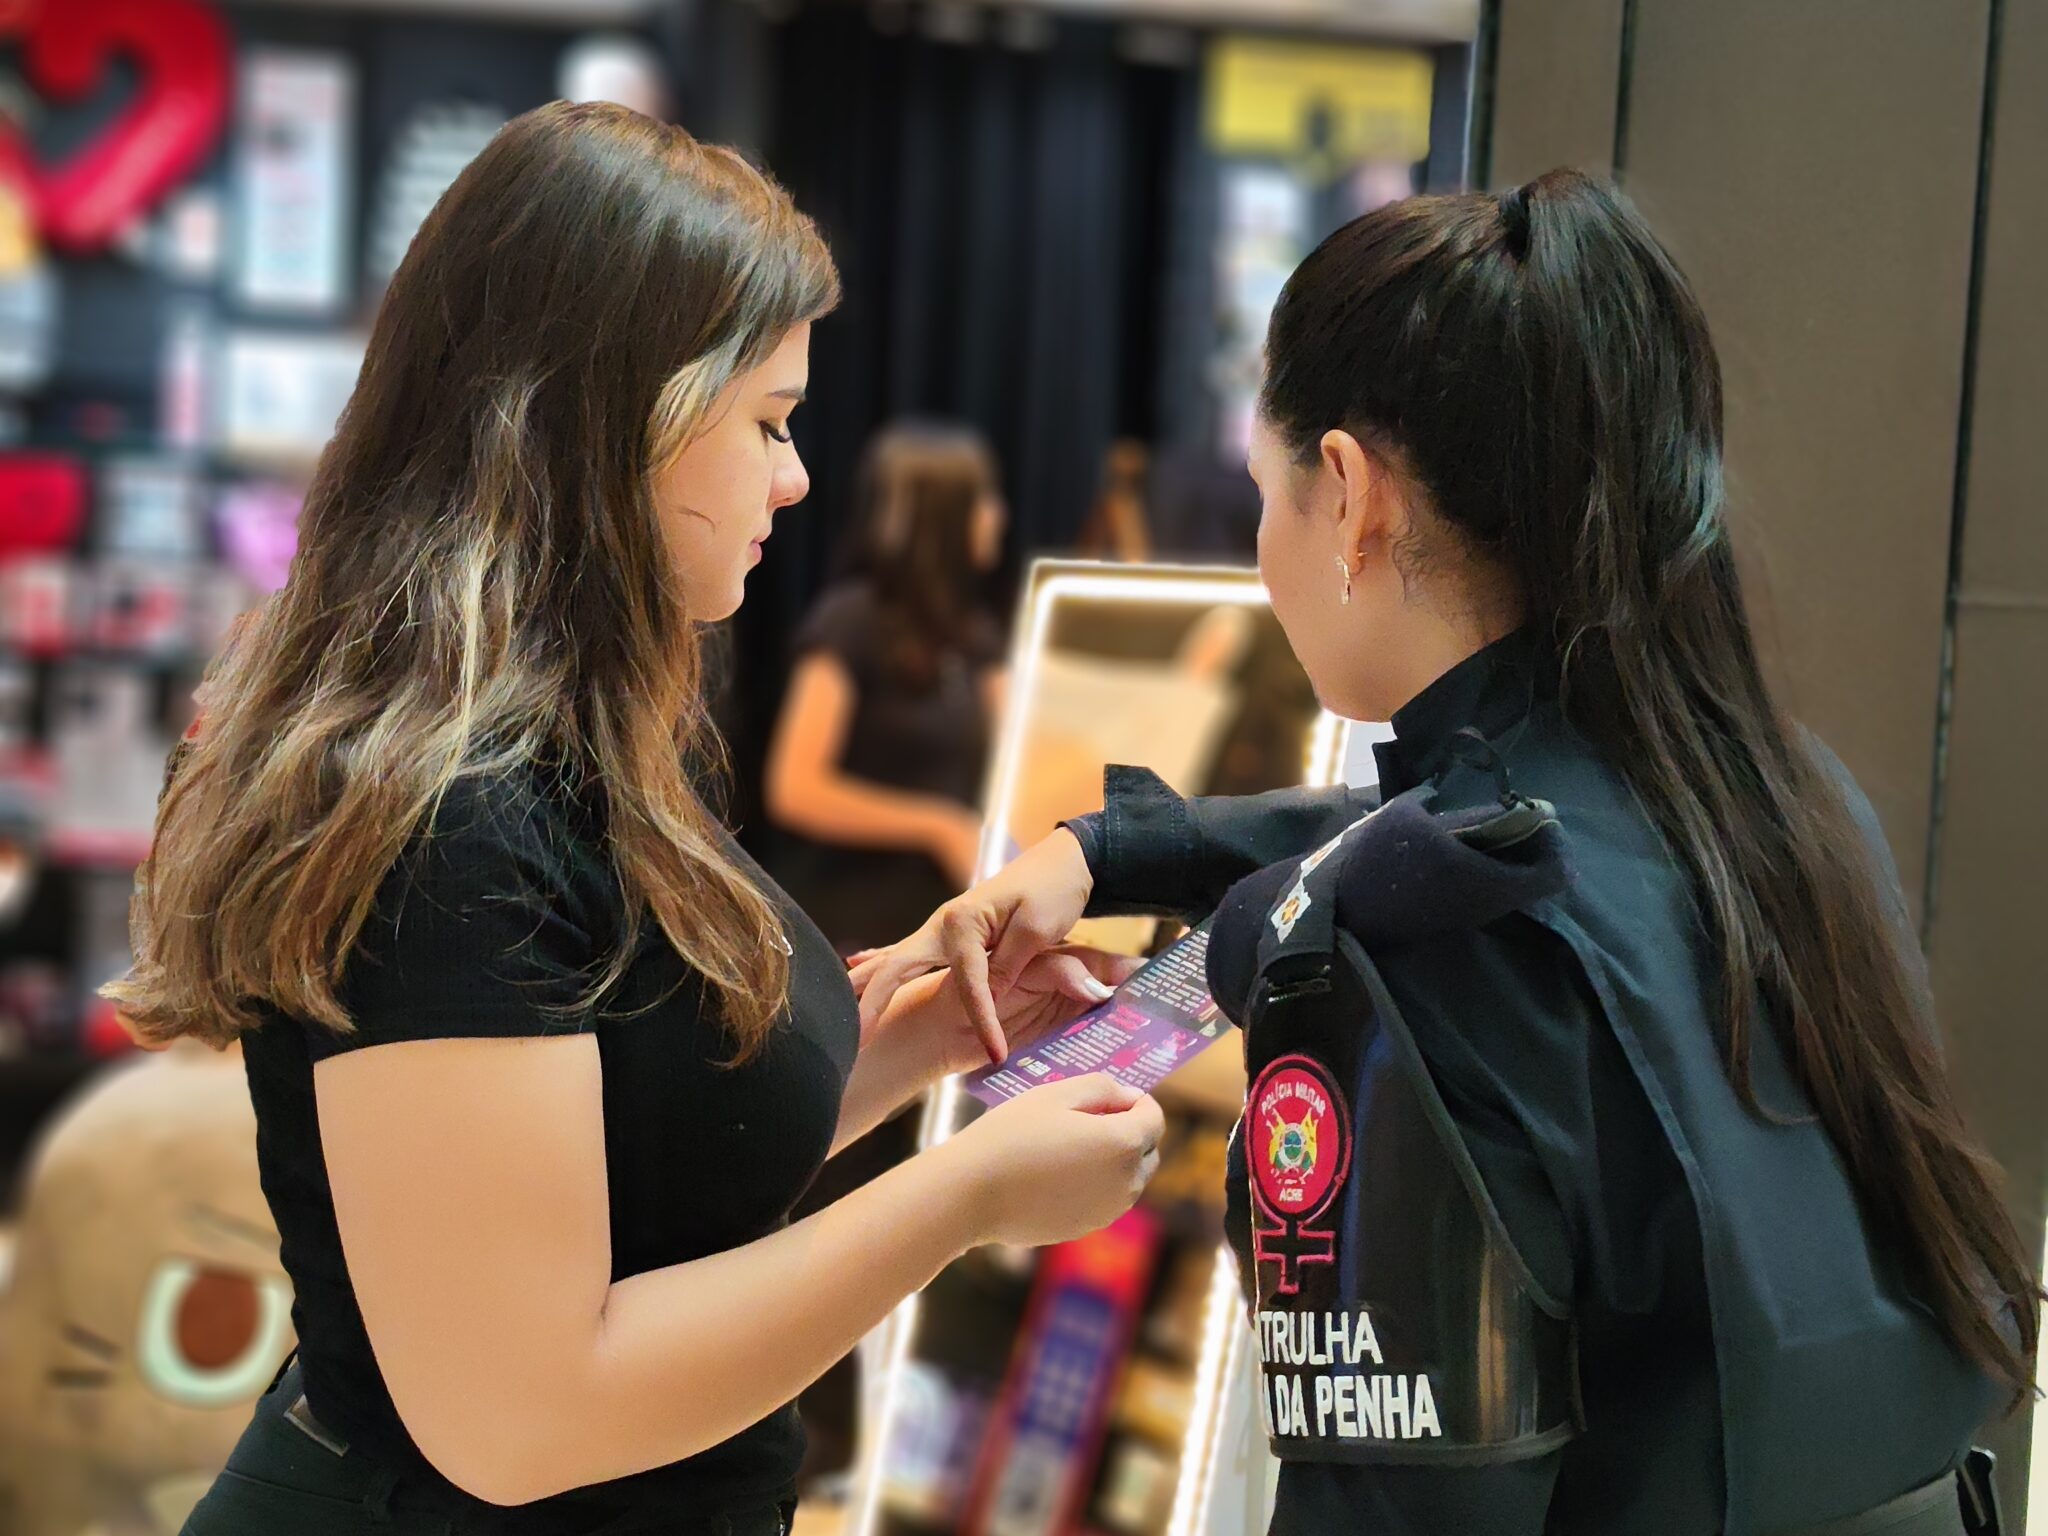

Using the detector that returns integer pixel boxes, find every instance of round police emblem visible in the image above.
[1248,1054,1349,1224]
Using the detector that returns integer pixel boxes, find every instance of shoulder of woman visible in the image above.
[320,764,610,1055]
[809,577,882,625]
[794,579,882,659]
[391,762,606,919]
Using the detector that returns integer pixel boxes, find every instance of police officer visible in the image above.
[855,170,2032,1534]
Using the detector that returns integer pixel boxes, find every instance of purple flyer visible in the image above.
[964,923,1231,1106]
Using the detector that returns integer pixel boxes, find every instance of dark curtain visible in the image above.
[717,0,1200,837]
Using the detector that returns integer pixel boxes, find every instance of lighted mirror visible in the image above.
[849,561,1355,1536]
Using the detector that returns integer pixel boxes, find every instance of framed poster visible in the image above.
[217,329,364,466]
[233,49,355,313]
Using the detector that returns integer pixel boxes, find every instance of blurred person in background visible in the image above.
[760,423,1008,1486]
[1074,438,1153,564]
[856,171,2037,1536]
[764,421,1007,956]
[108,100,1160,1536]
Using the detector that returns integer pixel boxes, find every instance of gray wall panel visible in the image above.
[1934,0,2048,1519]
[1621,0,1988,914]
[1959,0,2048,601]
[1487,0,2043,1515]
[1488,0,1625,185]
[1929,608,2048,1520]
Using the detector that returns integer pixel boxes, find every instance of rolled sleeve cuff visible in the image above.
[1060,813,1106,882]
[1065,764,1202,920]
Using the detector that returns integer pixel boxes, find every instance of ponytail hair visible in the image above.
[1261,168,2039,1399]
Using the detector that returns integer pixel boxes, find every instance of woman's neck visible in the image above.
[1373,590,1525,721]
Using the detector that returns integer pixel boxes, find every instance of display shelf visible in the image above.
[0,640,216,671]
[44,829,154,869]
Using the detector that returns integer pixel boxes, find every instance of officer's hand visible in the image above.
[945,1073,1163,1247]
[851,827,1095,1066]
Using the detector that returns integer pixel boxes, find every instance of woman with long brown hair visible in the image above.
[765,421,1008,955]
[761,421,1007,1479]
[114,101,1162,1536]
[855,171,2037,1534]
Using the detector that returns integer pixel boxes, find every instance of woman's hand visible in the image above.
[932,946,1140,1077]
[851,827,1096,1065]
[835,945,1139,1154]
[943,1073,1164,1247]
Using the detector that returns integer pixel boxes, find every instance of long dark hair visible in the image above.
[1261,168,2038,1397]
[111,102,839,1061]
[844,422,998,690]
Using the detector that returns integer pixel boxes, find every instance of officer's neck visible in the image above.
[1374,595,1525,725]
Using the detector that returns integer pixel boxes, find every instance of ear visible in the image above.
[1318,429,1407,572]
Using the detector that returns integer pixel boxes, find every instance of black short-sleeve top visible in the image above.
[791,579,1004,810]
[770,578,1004,950]
[238,764,860,1533]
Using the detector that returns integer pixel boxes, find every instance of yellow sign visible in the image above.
[1206,37,1435,173]
[0,179,36,277]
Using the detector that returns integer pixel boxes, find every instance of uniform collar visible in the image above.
[1371,626,1548,799]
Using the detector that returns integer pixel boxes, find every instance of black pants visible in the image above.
[182,1361,796,1536]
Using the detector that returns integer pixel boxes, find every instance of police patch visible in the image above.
[1248,1054,1350,1296]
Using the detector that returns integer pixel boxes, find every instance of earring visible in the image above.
[1335,555,1353,606]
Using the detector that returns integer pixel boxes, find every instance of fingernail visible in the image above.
[1085,978,1115,1002]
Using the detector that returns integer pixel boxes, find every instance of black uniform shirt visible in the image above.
[240,762,860,1534]
[1069,629,1997,1535]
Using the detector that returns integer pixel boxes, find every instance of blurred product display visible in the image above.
[366,102,506,290]
[0,1045,291,1536]
[231,49,354,315]
[0,454,83,560]
[0,189,58,397]
[558,32,669,118]
[0,0,233,256]
[962,1210,1163,1536]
